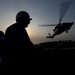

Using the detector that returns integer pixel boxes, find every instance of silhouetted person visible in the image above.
[0,31,4,72]
[0,31,4,57]
[3,11,35,71]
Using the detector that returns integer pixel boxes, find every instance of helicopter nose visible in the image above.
[71,22,74,26]
[72,22,74,24]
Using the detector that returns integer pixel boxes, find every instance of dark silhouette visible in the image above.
[0,31,4,72]
[46,22,74,38]
[0,31,4,57]
[2,11,35,71]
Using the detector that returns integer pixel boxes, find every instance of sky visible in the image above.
[0,0,75,44]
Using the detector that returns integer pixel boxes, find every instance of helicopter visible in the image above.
[38,1,74,38]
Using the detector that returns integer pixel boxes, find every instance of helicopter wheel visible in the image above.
[66,30,68,33]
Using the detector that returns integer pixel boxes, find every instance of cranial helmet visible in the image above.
[16,11,32,23]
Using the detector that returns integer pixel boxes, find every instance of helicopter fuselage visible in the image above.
[53,22,74,36]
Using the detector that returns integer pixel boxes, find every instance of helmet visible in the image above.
[16,11,32,23]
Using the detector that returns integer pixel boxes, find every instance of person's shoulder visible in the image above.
[6,23,17,31]
[8,23,17,28]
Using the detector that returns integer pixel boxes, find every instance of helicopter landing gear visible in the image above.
[66,30,68,33]
[48,33,50,36]
[46,33,54,38]
[46,33,50,38]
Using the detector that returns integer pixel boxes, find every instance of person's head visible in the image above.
[16,11,32,27]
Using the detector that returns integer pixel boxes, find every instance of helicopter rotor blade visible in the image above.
[38,24,57,27]
[59,1,72,23]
